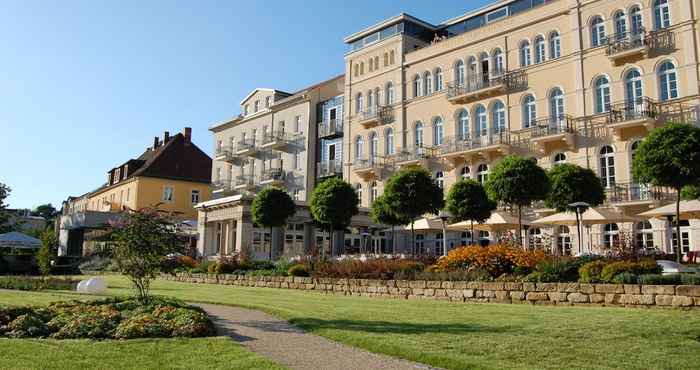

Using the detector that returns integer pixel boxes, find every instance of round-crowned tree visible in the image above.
[310,178,359,257]
[383,167,444,256]
[485,155,550,247]
[446,179,496,245]
[371,193,410,254]
[546,163,605,211]
[251,187,296,260]
[633,123,700,262]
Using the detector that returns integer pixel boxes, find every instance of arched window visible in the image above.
[468,56,478,82]
[522,94,537,128]
[635,221,654,250]
[385,128,394,155]
[654,0,671,30]
[386,82,395,105]
[630,6,643,34]
[614,11,627,37]
[549,88,565,120]
[658,61,678,101]
[413,74,423,98]
[492,101,506,133]
[599,145,615,187]
[475,105,488,137]
[355,136,364,160]
[549,31,561,59]
[458,109,470,140]
[534,36,546,64]
[435,68,444,91]
[455,60,465,86]
[374,88,381,108]
[370,182,378,204]
[591,16,606,47]
[369,132,378,161]
[414,121,424,147]
[625,69,643,106]
[477,164,489,183]
[520,40,531,67]
[356,93,363,114]
[480,52,490,82]
[435,171,444,189]
[367,90,374,111]
[460,166,470,180]
[356,183,363,204]
[553,152,567,165]
[603,223,620,249]
[558,226,572,255]
[433,117,444,146]
[493,49,504,74]
[424,72,433,95]
[594,76,611,113]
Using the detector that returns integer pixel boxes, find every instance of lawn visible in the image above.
[3,276,700,370]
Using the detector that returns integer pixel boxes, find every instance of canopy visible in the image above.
[403,218,445,231]
[447,211,530,232]
[532,207,639,226]
[0,232,41,249]
[638,200,700,220]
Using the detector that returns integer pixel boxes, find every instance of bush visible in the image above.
[0,277,79,291]
[395,269,492,281]
[49,305,121,339]
[313,258,425,279]
[524,257,580,282]
[434,245,545,277]
[579,260,609,283]
[682,273,700,285]
[638,274,682,285]
[600,259,661,283]
[611,272,639,284]
[287,264,310,277]
[5,314,49,338]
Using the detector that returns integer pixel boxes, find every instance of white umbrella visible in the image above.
[532,207,639,226]
[448,211,529,232]
[638,199,700,220]
[403,217,444,231]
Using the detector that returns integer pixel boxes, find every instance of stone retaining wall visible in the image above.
[161,273,700,309]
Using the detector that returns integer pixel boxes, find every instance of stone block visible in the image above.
[426,280,442,289]
[423,288,435,297]
[412,288,425,296]
[567,293,590,303]
[483,282,504,291]
[548,292,568,302]
[396,280,410,288]
[462,289,475,298]
[523,283,536,292]
[619,294,655,306]
[536,283,558,292]
[623,285,641,294]
[495,290,510,301]
[676,285,700,297]
[441,281,453,289]
[510,291,525,300]
[595,284,624,294]
[409,280,427,289]
[604,294,621,305]
[452,281,468,289]
[655,295,674,306]
[579,284,595,294]
[504,282,523,291]
[672,296,695,307]
[557,283,579,292]
[641,285,675,295]
[478,290,496,298]
[466,282,482,289]
[446,289,464,298]
[526,292,549,301]
[434,289,447,297]
[589,294,605,303]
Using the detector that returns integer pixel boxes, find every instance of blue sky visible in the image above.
[0,0,492,210]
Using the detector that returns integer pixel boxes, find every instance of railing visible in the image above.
[236,139,256,153]
[318,119,343,138]
[317,160,343,177]
[359,106,394,124]
[261,130,291,145]
[234,175,257,188]
[215,146,232,158]
[447,70,527,99]
[604,182,675,204]
[391,146,436,163]
[606,29,647,56]
[212,179,234,193]
[646,28,675,52]
[353,157,386,170]
[657,101,700,127]
[260,168,285,183]
[435,131,511,156]
[529,115,576,138]
[606,97,658,124]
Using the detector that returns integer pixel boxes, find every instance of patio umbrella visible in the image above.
[448,211,529,232]
[403,217,445,231]
[638,199,700,220]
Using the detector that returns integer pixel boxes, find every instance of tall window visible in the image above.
[493,49,504,74]
[424,72,433,95]
[433,117,444,146]
[558,226,572,255]
[355,136,364,160]
[522,94,537,128]
[460,166,470,180]
[534,36,546,64]
[475,105,488,137]
[385,128,394,155]
[455,60,465,85]
[191,189,200,204]
[163,186,174,202]
[435,68,444,91]
[658,61,678,101]
[614,11,627,37]
[591,16,606,47]
[625,69,643,106]
[414,121,424,147]
[549,88,565,120]
[356,93,363,114]
[603,223,620,249]
[520,40,531,67]
[654,0,671,30]
[367,90,374,111]
[468,56,478,82]
[630,6,643,34]
[477,164,489,183]
[386,82,395,105]
[492,101,506,133]
[599,145,616,187]
[458,109,470,140]
[413,74,423,98]
[549,31,561,59]
[635,221,654,250]
[356,184,363,204]
[369,132,378,161]
[370,182,378,204]
[594,76,611,113]
[435,171,444,189]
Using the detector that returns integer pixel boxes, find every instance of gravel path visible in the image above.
[195,303,438,370]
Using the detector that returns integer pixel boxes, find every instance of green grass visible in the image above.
[3,275,700,369]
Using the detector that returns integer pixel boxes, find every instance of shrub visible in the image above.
[682,273,700,285]
[579,260,609,283]
[524,257,580,283]
[49,305,121,339]
[600,259,661,283]
[113,313,171,339]
[178,256,197,269]
[6,314,49,338]
[0,277,79,291]
[434,245,545,277]
[638,274,682,285]
[274,259,295,276]
[287,264,310,277]
[611,272,639,284]
[396,269,492,281]
[313,258,425,279]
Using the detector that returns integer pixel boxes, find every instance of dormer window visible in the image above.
[114,168,121,184]
[244,104,250,115]
[265,96,272,108]
[254,100,260,112]
[123,165,128,179]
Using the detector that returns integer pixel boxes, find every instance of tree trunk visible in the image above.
[269,226,273,261]
[470,220,475,246]
[675,190,682,264]
[518,205,523,249]
[411,221,415,257]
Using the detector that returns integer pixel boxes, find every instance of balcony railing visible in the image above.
[646,28,675,53]
[235,139,257,155]
[358,106,394,126]
[318,119,343,139]
[447,70,526,103]
[606,29,647,56]
[234,175,257,189]
[606,97,658,125]
[212,179,235,193]
[214,146,242,164]
[436,130,511,157]
[260,168,286,184]
[353,157,386,171]
[317,160,343,178]
[391,145,436,164]
[604,182,674,204]
[529,115,576,138]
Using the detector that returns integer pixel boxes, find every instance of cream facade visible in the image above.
[344,0,700,255]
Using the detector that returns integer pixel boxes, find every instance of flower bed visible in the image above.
[0,297,216,339]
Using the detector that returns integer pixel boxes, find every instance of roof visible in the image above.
[440,0,513,26]
[0,232,41,249]
[344,13,437,43]
[239,88,292,106]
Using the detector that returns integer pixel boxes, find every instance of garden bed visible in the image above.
[0,276,80,291]
[0,297,216,339]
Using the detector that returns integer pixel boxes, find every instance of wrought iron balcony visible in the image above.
[214,146,243,164]
[235,139,257,156]
[212,179,235,194]
[529,115,576,138]
[606,28,674,63]
[436,131,511,160]
[260,168,286,186]
[353,157,387,179]
[447,70,526,104]
[391,145,436,166]
[317,160,343,178]
[233,175,257,190]
[318,119,343,139]
[605,98,658,136]
[358,106,395,128]
[260,130,294,152]
[604,182,675,205]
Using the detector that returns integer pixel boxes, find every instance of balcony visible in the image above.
[358,106,394,129]
[529,115,577,153]
[260,130,294,152]
[235,139,258,157]
[391,146,435,167]
[606,28,674,64]
[233,175,257,191]
[317,160,343,178]
[212,179,235,195]
[214,146,243,165]
[353,157,387,180]
[447,70,526,104]
[259,168,286,186]
[606,98,658,139]
[436,131,511,163]
[318,119,343,139]
[604,182,674,206]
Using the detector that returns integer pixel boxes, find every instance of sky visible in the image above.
[0,0,493,210]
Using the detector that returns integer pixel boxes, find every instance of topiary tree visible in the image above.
[383,167,444,256]
[108,207,183,301]
[485,155,550,247]
[633,123,700,263]
[371,193,410,254]
[446,179,496,245]
[546,163,605,211]
[251,187,296,261]
[310,178,359,257]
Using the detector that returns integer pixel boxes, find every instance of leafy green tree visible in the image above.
[33,204,58,221]
[446,179,496,245]
[310,178,359,257]
[371,193,410,254]
[383,168,444,256]
[251,188,296,260]
[485,155,550,247]
[36,228,57,277]
[633,123,700,263]
[546,164,605,211]
[681,183,700,200]
[108,207,183,301]
[0,183,11,233]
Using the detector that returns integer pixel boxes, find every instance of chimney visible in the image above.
[183,127,192,145]
[164,131,170,143]
[153,136,160,149]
